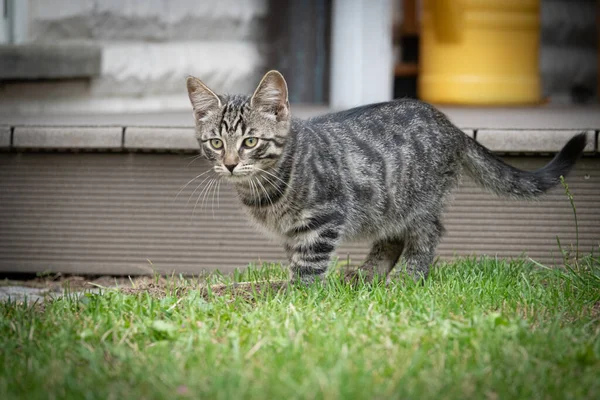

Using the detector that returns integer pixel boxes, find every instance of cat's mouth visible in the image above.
[215,164,260,182]
[218,171,256,182]
[224,174,251,181]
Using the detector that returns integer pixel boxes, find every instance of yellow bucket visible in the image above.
[418,0,541,105]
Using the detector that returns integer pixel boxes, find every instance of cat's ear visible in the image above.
[251,70,290,121]
[186,76,222,122]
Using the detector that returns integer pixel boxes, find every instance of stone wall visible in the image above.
[0,0,269,114]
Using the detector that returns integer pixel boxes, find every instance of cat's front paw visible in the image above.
[289,272,327,287]
[343,269,365,285]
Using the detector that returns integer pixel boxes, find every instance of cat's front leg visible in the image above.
[285,226,341,285]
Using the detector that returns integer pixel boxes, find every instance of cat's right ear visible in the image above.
[186,76,222,122]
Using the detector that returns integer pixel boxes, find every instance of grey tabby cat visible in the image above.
[186,70,586,284]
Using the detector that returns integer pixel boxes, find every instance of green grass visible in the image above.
[1,257,599,400]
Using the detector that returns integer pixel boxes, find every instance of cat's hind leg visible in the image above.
[345,237,404,283]
[397,218,444,281]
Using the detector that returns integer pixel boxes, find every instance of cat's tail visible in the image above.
[462,133,587,199]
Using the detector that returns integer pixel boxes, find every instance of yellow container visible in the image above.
[418,0,541,105]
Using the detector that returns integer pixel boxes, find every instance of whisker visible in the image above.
[249,178,258,209]
[253,167,294,191]
[186,174,214,206]
[200,179,216,213]
[176,169,213,200]
[211,177,219,219]
[216,179,221,210]
[192,178,210,215]
[187,154,205,166]
[261,175,285,197]
[194,178,215,216]
[256,177,275,209]
[252,178,262,209]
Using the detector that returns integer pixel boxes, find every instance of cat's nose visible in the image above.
[225,164,238,173]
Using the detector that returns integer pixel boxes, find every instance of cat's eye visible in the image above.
[209,139,223,150]
[243,137,259,148]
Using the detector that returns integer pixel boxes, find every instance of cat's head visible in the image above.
[186,70,291,181]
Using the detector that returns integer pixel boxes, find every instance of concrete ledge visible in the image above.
[4,126,599,154]
[13,126,122,150]
[29,0,268,42]
[476,130,596,154]
[0,44,101,80]
[0,126,11,149]
[124,127,199,151]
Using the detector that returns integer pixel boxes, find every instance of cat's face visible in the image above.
[186,71,291,182]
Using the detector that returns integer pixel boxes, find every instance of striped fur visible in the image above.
[186,71,587,284]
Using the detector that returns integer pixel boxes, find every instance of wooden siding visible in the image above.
[0,153,598,275]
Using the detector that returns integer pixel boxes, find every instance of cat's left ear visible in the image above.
[251,70,290,122]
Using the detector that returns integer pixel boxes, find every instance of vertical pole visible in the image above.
[267,0,331,104]
[0,0,8,44]
[10,0,28,44]
[330,0,393,109]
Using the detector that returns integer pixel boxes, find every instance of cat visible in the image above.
[186,70,587,284]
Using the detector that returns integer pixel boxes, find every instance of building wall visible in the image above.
[0,0,269,114]
[1,152,598,275]
[541,0,598,103]
[0,0,597,115]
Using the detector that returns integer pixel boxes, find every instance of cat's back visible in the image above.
[303,98,463,152]
[309,98,444,128]
[296,98,467,197]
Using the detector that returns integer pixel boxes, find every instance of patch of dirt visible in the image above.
[117,277,289,301]
[1,273,290,302]
[0,274,134,292]
[119,284,168,297]
[591,301,600,320]
[117,276,187,297]
[201,280,288,301]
